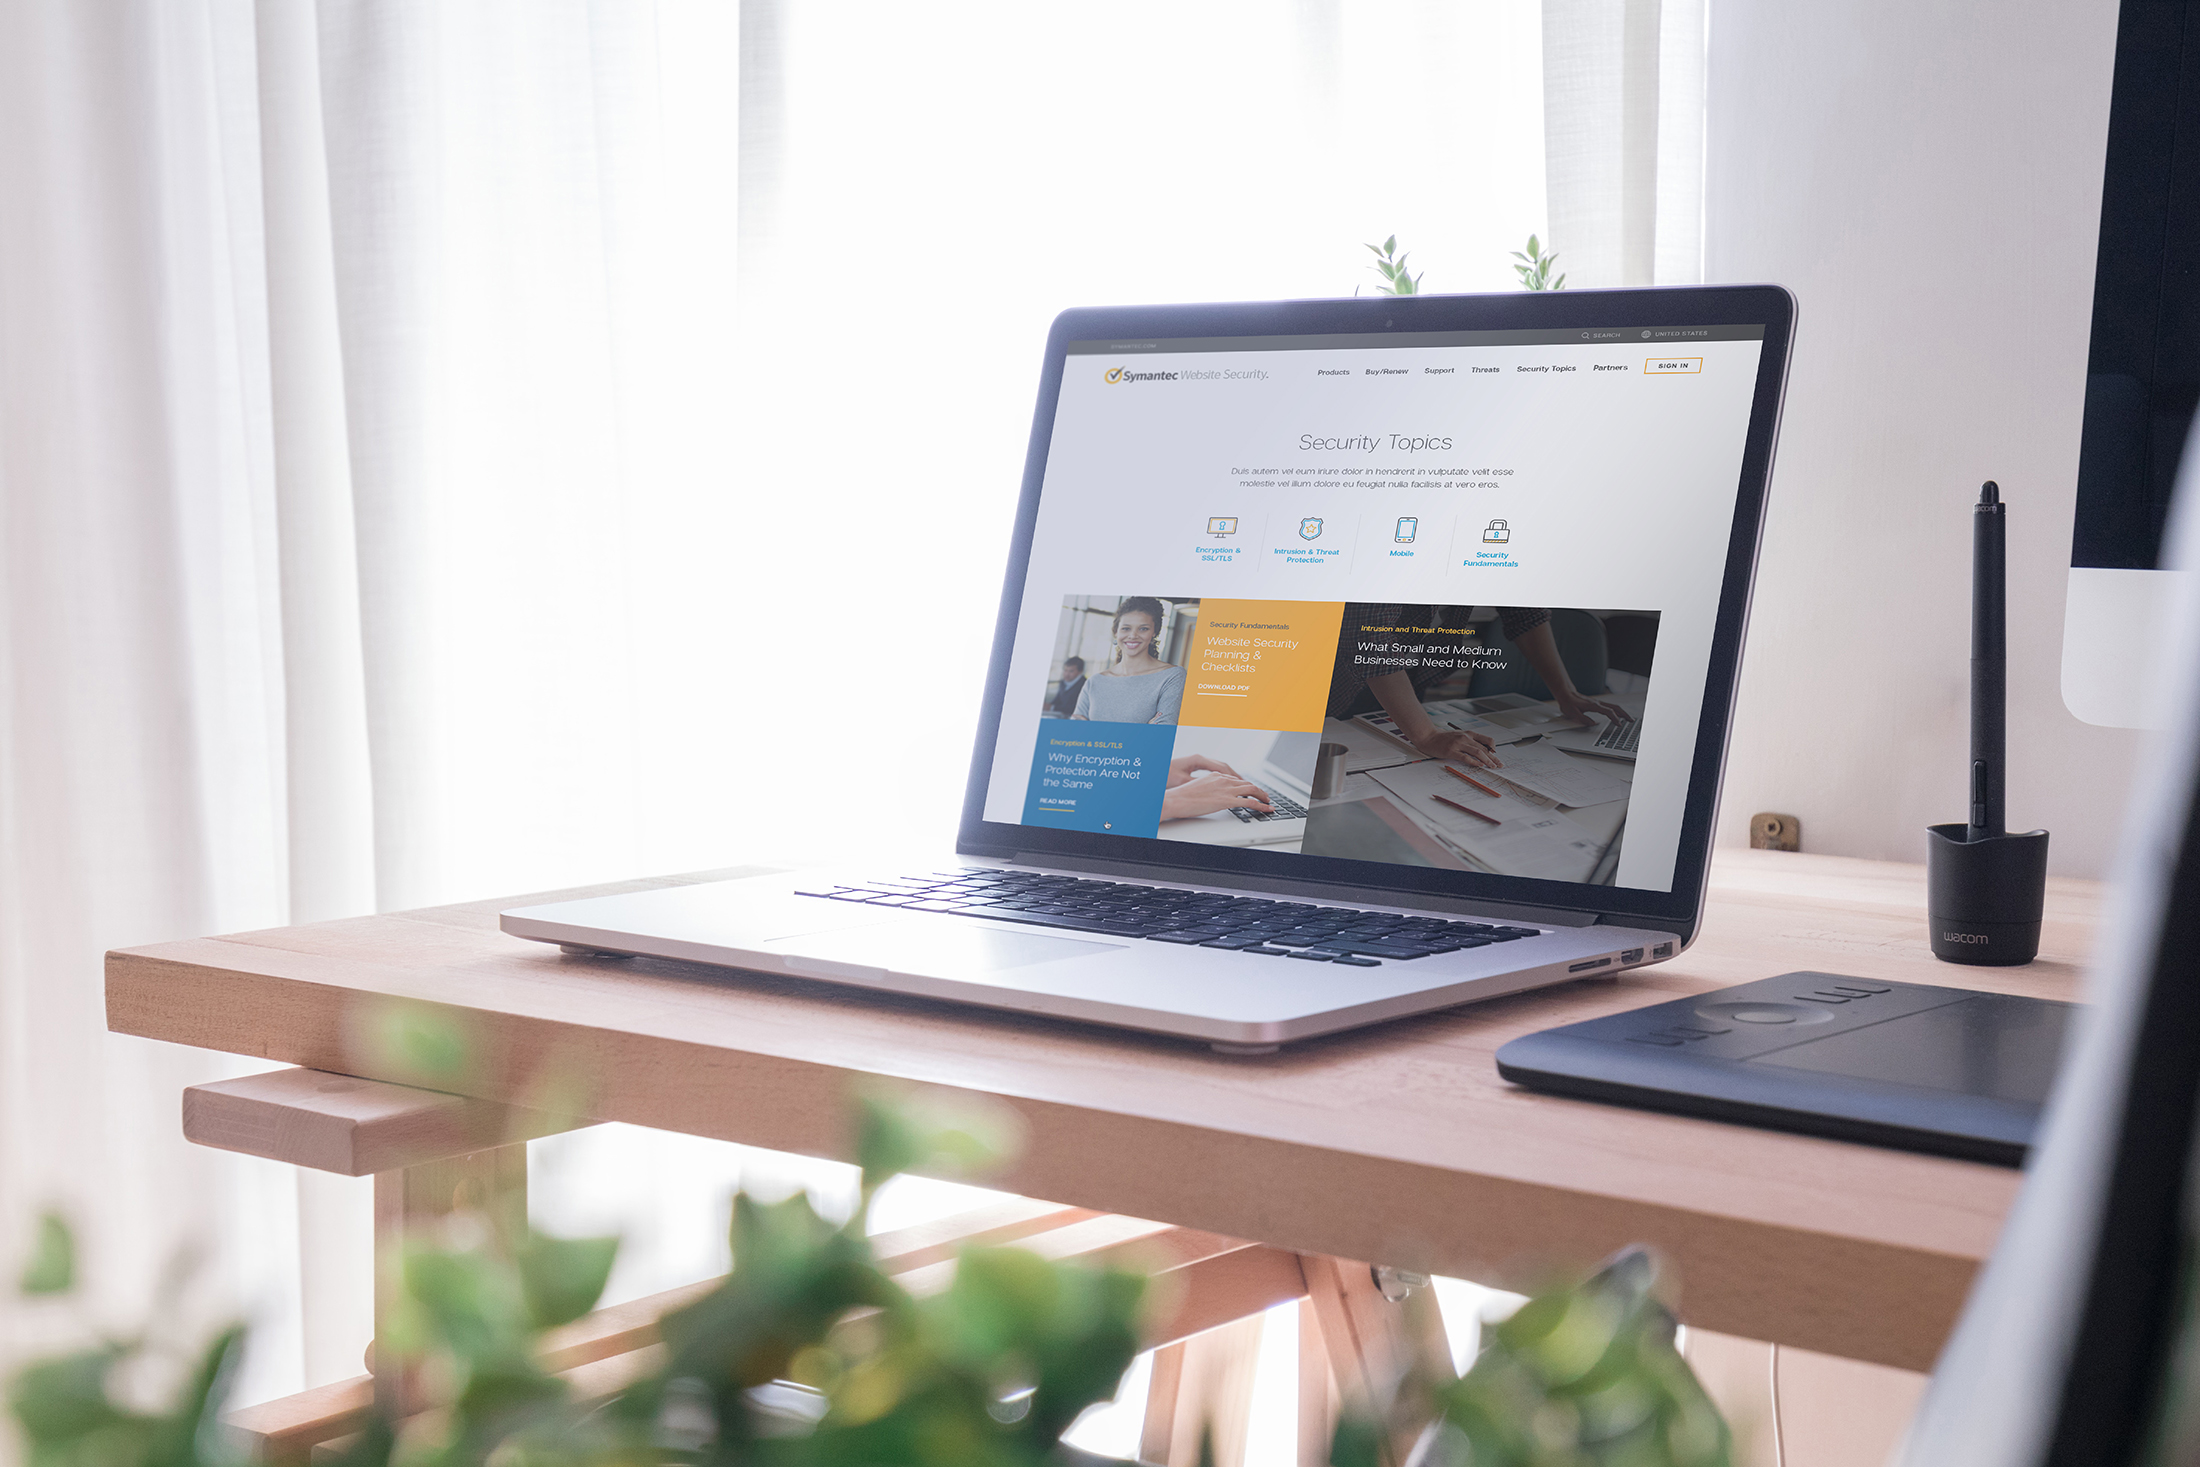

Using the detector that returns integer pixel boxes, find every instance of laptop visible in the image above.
[503,287,1796,1052]
[1547,714,1643,763]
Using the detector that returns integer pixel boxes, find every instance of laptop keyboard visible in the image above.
[1595,718,1642,753]
[1230,785,1308,823]
[793,868,1545,966]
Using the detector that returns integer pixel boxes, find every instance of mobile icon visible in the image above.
[1395,517,1418,543]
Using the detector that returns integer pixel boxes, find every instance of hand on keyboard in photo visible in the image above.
[1556,692,1633,726]
[1229,787,1308,823]
[1160,755,1272,820]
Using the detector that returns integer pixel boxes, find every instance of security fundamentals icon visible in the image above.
[1482,519,1511,544]
[1299,517,1324,541]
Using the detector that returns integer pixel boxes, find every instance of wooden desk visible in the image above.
[105,848,2097,1373]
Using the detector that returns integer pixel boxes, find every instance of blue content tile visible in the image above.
[1021,721,1177,837]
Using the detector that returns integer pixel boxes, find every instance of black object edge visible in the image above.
[2040,724,2200,1463]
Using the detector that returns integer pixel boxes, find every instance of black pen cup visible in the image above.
[1925,823,2049,965]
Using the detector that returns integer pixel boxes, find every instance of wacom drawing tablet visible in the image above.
[1495,972,2076,1166]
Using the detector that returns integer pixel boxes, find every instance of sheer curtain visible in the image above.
[0,0,1701,1424]
[0,0,310,1410]
[1541,0,1706,286]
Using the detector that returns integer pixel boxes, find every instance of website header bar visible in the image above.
[1067,325,1765,355]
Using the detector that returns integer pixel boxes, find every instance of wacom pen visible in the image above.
[1925,478,2047,964]
[1970,481,2005,841]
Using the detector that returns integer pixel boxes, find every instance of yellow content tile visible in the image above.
[1178,599,1345,732]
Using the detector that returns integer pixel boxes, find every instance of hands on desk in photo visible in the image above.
[1161,754,1273,820]
[1368,673,1634,771]
[1365,615,1636,770]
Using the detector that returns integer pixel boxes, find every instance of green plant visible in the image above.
[363,1094,1146,1467]
[1362,236,1422,295]
[11,1097,1146,1467]
[1357,232,1567,296]
[10,1104,1727,1467]
[1512,234,1565,291]
[1332,1249,1729,1467]
[8,1211,248,1467]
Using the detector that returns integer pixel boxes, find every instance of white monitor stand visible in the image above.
[2063,566,2186,730]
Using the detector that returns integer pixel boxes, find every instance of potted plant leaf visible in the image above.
[9,1096,1729,1466]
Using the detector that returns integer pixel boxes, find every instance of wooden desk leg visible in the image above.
[371,1144,529,1414]
[1297,1298,1338,1467]
[1139,1315,1264,1467]
[1140,1342,1187,1464]
[1140,1255,1452,1467]
[1301,1256,1452,1467]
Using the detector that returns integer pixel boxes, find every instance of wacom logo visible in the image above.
[1105,365,1178,384]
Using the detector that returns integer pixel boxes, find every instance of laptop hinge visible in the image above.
[1005,850,1599,927]
[1595,913,1685,937]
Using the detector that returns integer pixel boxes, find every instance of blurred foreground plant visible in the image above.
[11,1102,1725,1467]
[1331,1247,1729,1467]
[8,1211,247,1467]
[11,1096,1144,1467]
[349,1093,1144,1467]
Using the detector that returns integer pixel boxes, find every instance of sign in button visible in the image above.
[1645,357,1703,374]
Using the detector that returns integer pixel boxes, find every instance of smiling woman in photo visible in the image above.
[1071,595,1186,724]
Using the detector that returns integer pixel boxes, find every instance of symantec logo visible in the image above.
[1105,365,1178,384]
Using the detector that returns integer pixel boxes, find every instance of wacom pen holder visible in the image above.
[1926,824,2049,966]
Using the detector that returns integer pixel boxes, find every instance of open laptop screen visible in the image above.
[965,292,1791,926]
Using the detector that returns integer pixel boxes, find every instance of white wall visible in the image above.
[1705,0,2138,876]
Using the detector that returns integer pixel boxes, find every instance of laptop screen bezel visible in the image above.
[955,285,1796,934]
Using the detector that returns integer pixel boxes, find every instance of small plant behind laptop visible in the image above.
[1511,234,1566,292]
[1358,233,1568,296]
[1362,236,1423,295]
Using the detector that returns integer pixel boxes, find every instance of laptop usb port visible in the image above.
[1569,958,1612,973]
[1653,942,1674,959]
[1621,948,1644,964]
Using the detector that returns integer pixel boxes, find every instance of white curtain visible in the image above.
[1541,0,1706,286]
[0,0,1701,1421]
[0,0,310,1410]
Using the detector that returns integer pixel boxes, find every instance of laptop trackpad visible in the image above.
[760,922,1116,981]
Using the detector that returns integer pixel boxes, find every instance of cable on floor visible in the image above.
[1768,1342,1785,1467]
